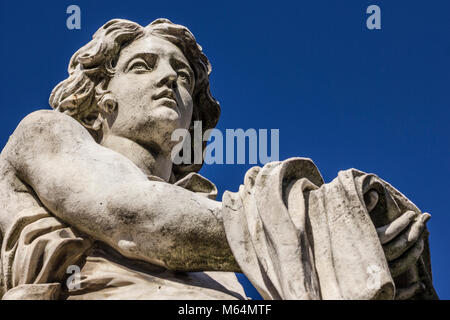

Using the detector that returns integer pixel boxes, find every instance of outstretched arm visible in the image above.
[2,110,239,272]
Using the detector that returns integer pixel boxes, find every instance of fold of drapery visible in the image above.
[1,207,91,300]
[222,157,435,300]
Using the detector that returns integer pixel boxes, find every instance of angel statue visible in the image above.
[0,18,438,300]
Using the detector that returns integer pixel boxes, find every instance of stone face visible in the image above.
[0,18,438,300]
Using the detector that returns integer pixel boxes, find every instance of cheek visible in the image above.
[109,74,155,107]
[178,86,193,111]
[107,77,149,131]
[178,87,194,128]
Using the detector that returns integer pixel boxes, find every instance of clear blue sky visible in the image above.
[0,0,448,299]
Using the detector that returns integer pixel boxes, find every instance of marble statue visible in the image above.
[0,18,438,300]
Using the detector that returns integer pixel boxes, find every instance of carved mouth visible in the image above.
[153,89,177,102]
[157,97,177,108]
[152,89,179,114]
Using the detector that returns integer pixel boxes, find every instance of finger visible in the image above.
[389,238,424,277]
[364,189,379,213]
[383,213,430,260]
[377,210,417,245]
[395,282,425,300]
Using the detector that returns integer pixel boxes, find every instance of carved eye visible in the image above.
[129,61,152,72]
[178,71,191,83]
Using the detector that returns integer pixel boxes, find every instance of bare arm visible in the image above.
[2,110,239,272]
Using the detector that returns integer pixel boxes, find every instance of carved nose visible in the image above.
[159,72,177,88]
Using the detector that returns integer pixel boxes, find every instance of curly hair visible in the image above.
[49,18,220,181]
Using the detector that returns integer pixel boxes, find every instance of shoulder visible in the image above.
[15,110,88,137]
[2,110,94,162]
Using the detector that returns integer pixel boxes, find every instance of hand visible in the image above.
[364,190,431,299]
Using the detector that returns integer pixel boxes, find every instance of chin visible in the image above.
[150,105,181,122]
[140,109,182,137]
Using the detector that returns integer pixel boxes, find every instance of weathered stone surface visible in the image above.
[0,18,438,300]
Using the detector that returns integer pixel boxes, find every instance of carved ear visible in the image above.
[98,92,118,114]
[81,91,118,131]
[80,111,104,131]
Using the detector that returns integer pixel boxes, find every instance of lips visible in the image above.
[153,89,177,102]
[152,89,179,112]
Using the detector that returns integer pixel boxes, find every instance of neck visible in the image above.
[100,134,173,182]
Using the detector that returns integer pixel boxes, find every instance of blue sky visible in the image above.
[0,0,448,299]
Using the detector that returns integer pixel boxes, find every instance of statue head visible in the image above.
[49,18,220,180]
